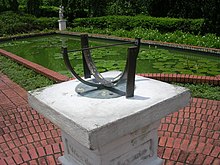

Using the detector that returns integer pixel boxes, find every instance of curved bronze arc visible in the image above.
[62,47,101,87]
[82,48,130,87]
[62,46,130,88]
[80,34,127,87]
[62,36,141,89]
[81,47,114,87]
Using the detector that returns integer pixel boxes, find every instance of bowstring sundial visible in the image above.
[62,34,141,99]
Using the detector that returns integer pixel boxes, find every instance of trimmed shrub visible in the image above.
[72,16,204,34]
[39,6,59,17]
[32,17,58,29]
[19,5,59,17]
[0,11,57,36]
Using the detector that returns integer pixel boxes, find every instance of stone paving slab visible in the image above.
[0,73,219,165]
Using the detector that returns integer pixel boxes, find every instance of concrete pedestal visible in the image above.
[28,71,190,165]
[58,20,67,31]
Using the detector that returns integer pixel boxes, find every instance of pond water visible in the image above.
[0,34,219,77]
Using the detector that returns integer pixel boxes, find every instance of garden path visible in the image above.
[0,73,219,165]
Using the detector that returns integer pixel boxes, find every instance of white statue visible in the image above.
[59,6,64,20]
[58,5,67,31]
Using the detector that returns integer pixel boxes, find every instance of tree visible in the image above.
[27,0,41,16]
[0,0,19,12]
[9,0,19,12]
[0,0,7,12]
[61,0,88,20]
[106,0,149,16]
[89,0,108,17]
[42,0,60,6]
[202,0,220,35]
[167,0,204,19]
[148,0,171,17]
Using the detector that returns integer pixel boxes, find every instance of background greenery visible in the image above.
[0,0,219,35]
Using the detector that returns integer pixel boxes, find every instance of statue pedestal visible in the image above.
[58,19,67,31]
[28,71,190,165]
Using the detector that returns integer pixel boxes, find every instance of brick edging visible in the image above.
[138,73,220,85]
[0,49,69,83]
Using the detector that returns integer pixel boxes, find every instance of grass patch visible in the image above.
[0,55,54,91]
[174,83,220,100]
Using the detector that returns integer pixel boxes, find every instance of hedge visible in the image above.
[19,5,59,17]
[0,11,58,36]
[72,16,204,34]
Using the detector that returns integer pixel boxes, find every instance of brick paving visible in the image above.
[0,73,219,165]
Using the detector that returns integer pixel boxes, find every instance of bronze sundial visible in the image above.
[62,34,140,99]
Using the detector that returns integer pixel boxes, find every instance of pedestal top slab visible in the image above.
[28,71,190,150]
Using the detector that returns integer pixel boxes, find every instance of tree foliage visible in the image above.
[26,0,41,16]
[0,0,19,12]
[0,0,219,35]
[202,0,220,35]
